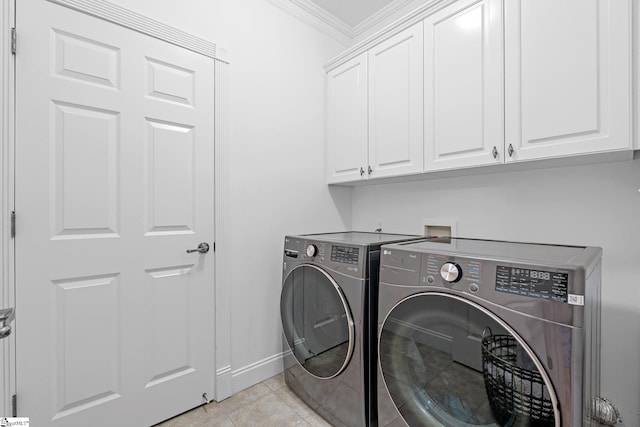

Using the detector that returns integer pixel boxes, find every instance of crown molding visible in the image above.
[290,0,353,35]
[267,0,423,44]
[266,0,352,44]
[352,0,415,37]
[46,0,219,60]
[324,0,455,71]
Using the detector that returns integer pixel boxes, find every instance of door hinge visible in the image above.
[11,28,16,55]
[10,211,15,238]
[12,394,16,417]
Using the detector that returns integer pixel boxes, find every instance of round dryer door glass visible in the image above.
[379,293,559,427]
[280,264,355,379]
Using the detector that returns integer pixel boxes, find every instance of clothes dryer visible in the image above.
[281,232,420,427]
[377,237,604,426]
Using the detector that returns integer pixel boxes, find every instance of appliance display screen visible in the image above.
[331,246,359,265]
[495,265,569,302]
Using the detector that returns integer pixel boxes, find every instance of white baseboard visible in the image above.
[230,352,285,395]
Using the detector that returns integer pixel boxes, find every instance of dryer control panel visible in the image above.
[330,245,360,265]
[284,237,368,279]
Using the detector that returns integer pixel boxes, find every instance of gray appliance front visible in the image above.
[377,241,601,427]
[281,239,368,427]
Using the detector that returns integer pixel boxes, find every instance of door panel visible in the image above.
[15,1,215,425]
[51,101,120,238]
[424,0,503,171]
[504,0,631,161]
[326,53,368,183]
[145,119,195,235]
[144,265,195,387]
[53,274,121,419]
[368,23,423,178]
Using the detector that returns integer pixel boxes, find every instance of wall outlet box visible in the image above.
[421,218,457,242]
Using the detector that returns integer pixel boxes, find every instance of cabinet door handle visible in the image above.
[360,167,365,176]
[492,146,498,159]
[508,144,514,157]
[368,166,373,175]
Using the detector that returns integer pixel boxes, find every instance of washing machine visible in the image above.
[281,232,420,427]
[377,237,604,427]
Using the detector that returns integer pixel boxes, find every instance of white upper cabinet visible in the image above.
[324,0,633,184]
[504,0,631,162]
[424,0,503,171]
[326,53,368,183]
[368,23,424,178]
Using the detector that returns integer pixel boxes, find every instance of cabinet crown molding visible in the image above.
[267,0,416,44]
[324,0,456,71]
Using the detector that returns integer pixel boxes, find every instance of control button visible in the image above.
[440,262,462,283]
[306,244,318,257]
[469,283,479,293]
[426,275,435,285]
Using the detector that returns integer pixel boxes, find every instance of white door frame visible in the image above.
[0,0,16,417]
[0,0,232,414]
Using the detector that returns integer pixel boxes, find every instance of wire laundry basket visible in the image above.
[481,329,555,426]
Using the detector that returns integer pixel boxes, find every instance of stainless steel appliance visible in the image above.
[281,232,419,427]
[377,237,603,426]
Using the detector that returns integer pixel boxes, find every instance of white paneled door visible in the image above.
[14,1,215,426]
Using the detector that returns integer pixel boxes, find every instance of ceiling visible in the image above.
[307,0,398,27]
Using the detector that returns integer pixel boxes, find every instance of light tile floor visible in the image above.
[154,373,333,427]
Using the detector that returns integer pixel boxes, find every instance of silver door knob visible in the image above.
[186,242,210,254]
[0,307,15,339]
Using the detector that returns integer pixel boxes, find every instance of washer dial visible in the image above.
[306,244,318,257]
[440,262,462,283]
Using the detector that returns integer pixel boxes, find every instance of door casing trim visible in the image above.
[0,0,16,417]
[46,0,225,62]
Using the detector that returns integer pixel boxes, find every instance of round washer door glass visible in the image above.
[379,293,558,427]
[281,264,354,379]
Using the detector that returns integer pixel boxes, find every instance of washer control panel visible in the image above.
[379,240,588,324]
[495,265,569,302]
[425,254,482,286]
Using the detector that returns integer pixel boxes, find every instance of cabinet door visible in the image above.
[368,23,424,179]
[326,53,368,183]
[505,0,631,162]
[424,0,503,171]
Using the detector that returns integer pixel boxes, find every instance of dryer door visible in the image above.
[379,292,560,427]
[281,264,355,379]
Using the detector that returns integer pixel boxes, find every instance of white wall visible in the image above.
[350,157,640,425]
[106,0,352,394]
[78,2,640,424]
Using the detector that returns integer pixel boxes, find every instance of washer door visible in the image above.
[281,264,355,379]
[379,293,560,426]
